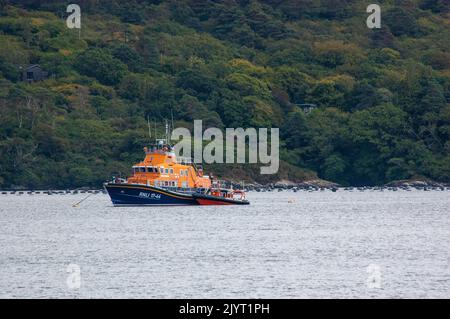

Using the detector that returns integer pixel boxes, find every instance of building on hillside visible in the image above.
[19,64,49,83]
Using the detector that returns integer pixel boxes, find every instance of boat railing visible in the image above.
[111,177,126,184]
[177,156,193,164]
[161,186,200,194]
[212,180,232,189]
[132,183,200,194]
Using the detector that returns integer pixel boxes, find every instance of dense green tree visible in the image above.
[370,27,395,48]
[281,110,310,149]
[349,83,380,111]
[75,48,128,85]
[384,7,420,37]
[273,67,313,105]
[0,58,19,82]
[111,44,145,73]
[420,0,450,13]
[176,69,217,100]
[118,74,144,101]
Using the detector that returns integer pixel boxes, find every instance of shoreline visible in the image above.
[232,178,450,192]
[1,185,450,195]
[1,178,449,194]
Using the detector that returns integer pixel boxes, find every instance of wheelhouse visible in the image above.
[122,139,211,191]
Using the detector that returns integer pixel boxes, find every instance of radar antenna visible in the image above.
[147,116,151,141]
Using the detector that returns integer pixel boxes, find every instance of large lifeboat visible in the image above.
[104,138,211,206]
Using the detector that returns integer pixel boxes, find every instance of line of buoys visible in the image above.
[249,185,450,192]
[1,185,449,195]
[0,189,106,195]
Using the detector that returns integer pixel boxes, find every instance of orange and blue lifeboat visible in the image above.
[104,141,211,206]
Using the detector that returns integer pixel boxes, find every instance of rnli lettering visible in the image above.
[139,192,161,200]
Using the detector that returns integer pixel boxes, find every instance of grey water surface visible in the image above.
[0,190,449,298]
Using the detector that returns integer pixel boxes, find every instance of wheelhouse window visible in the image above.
[160,167,164,173]
[165,168,169,174]
[169,168,174,174]
[180,170,184,176]
[139,167,146,173]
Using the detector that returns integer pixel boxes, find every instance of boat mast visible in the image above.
[147,116,151,142]
[165,119,169,144]
[170,109,174,144]
[154,120,157,143]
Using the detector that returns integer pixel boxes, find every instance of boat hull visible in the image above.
[192,193,250,206]
[104,183,198,206]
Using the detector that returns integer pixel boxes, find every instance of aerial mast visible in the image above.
[165,119,169,144]
[147,116,151,141]
[170,109,174,143]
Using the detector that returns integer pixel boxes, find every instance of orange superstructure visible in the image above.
[124,141,211,190]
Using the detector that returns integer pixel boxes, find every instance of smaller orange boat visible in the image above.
[193,181,250,206]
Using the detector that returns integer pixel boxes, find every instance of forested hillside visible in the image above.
[0,0,449,188]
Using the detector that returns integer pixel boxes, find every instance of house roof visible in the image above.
[25,64,42,71]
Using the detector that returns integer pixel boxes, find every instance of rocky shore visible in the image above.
[384,179,450,188]
[233,178,450,192]
[1,179,449,195]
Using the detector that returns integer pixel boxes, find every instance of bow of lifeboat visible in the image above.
[105,182,198,206]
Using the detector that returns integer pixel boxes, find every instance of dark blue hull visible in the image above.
[104,183,198,206]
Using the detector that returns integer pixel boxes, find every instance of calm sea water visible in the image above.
[0,190,449,299]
